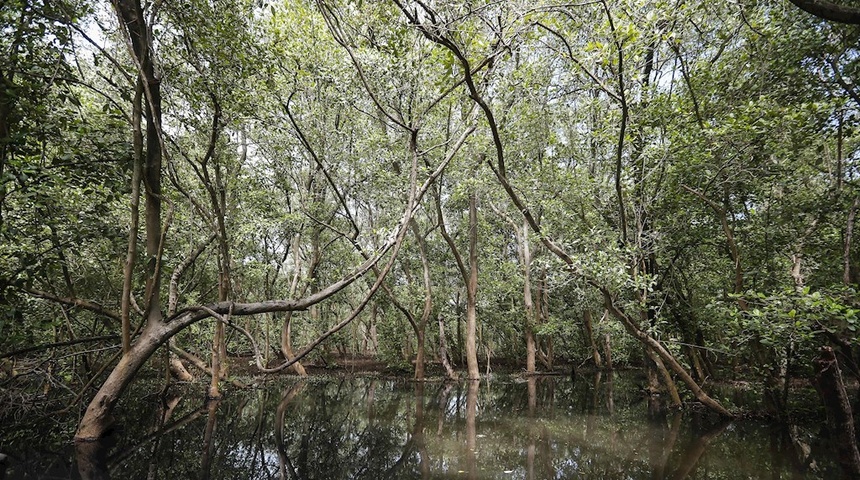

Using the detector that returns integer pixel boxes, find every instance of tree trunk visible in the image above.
[603,332,613,371]
[76,322,170,441]
[208,319,225,399]
[438,313,458,381]
[205,109,231,398]
[200,398,220,478]
[465,187,480,380]
[280,232,308,376]
[120,80,143,354]
[644,344,662,393]
[537,268,553,370]
[583,310,602,367]
[412,220,433,381]
[686,344,706,383]
[525,329,537,374]
[77,0,168,443]
[844,196,858,285]
[281,311,307,376]
[646,346,682,407]
[813,346,860,477]
[521,218,537,374]
[492,204,540,374]
[369,303,379,354]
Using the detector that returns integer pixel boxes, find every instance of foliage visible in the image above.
[2,0,860,431]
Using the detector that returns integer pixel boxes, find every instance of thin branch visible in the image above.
[1,335,120,360]
[24,289,121,323]
[535,21,621,102]
[168,233,217,316]
[318,1,411,130]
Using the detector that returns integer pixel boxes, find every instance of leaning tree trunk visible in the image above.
[76,322,171,440]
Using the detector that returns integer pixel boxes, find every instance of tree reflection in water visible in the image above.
[60,373,843,479]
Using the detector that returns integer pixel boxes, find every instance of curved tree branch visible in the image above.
[788,0,860,24]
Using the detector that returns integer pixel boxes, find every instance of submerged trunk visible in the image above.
[465,380,479,480]
[200,398,220,478]
[76,322,169,441]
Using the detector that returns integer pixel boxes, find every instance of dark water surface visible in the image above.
[0,372,842,479]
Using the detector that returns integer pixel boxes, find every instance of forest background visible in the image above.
[2,0,860,447]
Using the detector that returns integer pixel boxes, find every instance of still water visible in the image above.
[1,372,842,478]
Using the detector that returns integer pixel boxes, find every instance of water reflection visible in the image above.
[275,382,304,479]
[10,372,839,478]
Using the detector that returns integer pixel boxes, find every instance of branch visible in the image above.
[1,335,120,359]
[318,1,410,130]
[788,0,860,24]
[601,0,630,245]
[168,233,217,316]
[535,22,621,102]
[284,92,361,239]
[829,58,860,108]
[681,184,744,301]
[164,122,475,336]
[24,288,121,323]
[168,344,247,388]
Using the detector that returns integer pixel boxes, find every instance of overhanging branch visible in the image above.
[788,0,860,24]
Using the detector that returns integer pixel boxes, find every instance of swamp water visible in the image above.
[0,372,843,479]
